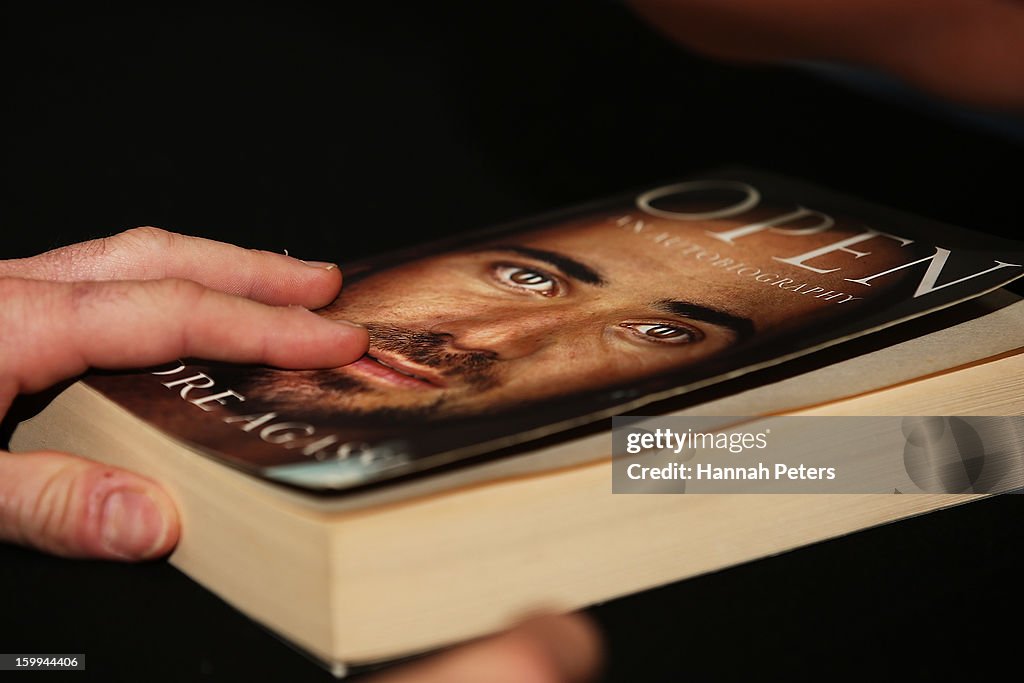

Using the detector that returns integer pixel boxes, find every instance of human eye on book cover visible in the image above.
[84,169,1024,491]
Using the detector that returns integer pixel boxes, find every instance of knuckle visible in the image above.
[119,225,177,248]
[141,279,211,330]
[8,226,185,281]
[27,462,82,552]
[153,277,206,304]
[9,458,90,556]
[101,226,182,268]
[39,227,182,280]
[26,460,136,557]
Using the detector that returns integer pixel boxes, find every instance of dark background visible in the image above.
[2,2,1022,681]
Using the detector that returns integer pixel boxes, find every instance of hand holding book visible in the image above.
[6,172,1020,673]
[0,228,602,683]
[0,227,367,559]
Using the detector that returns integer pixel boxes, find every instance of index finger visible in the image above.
[0,277,368,399]
[1,227,345,309]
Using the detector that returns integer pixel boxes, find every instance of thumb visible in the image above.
[0,450,178,561]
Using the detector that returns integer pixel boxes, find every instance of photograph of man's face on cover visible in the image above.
[86,172,1023,484]
[231,181,933,425]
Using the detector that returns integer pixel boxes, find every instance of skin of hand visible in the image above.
[628,0,1024,111]
[370,614,602,683]
[0,227,368,560]
[0,227,602,682]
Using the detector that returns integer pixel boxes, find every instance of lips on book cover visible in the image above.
[84,169,1024,491]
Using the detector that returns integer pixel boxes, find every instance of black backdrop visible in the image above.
[2,3,1022,681]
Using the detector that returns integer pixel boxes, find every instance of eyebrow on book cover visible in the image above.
[485,245,607,286]
[654,299,755,339]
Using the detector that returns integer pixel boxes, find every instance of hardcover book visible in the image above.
[10,169,1024,674]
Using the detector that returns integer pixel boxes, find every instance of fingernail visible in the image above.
[100,490,172,560]
[302,260,338,271]
[334,319,365,330]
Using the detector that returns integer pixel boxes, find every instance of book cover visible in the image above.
[83,169,1024,491]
